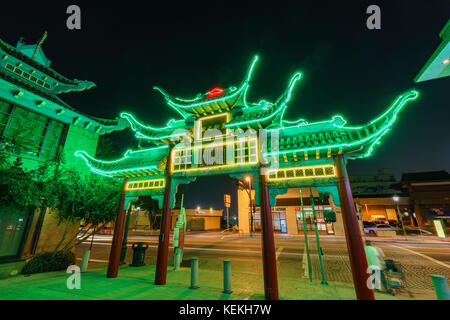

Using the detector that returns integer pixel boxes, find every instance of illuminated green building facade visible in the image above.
[0,35,125,261]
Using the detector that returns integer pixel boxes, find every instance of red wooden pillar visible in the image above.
[155,147,173,285]
[334,154,375,300]
[258,165,279,300]
[107,177,128,278]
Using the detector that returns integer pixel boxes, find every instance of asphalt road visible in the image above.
[76,232,450,297]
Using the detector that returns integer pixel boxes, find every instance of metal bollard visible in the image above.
[223,260,232,294]
[174,248,181,271]
[80,250,90,273]
[190,257,199,289]
[431,274,450,300]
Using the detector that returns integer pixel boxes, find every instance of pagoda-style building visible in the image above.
[0,33,126,171]
[76,56,419,300]
[0,33,126,265]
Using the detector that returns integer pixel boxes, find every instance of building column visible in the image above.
[285,206,298,235]
[107,177,128,278]
[258,165,279,300]
[333,154,375,300]
[237,188,251,235]
[413,202,424,227]
[155,148,173,285]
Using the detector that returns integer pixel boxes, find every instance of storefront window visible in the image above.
[253,207,287,233]
[0,206,30,258]
[296,206,333,232]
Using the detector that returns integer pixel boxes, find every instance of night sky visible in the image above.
[2,1,449,216]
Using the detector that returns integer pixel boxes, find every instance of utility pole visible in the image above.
[120,200,134,265]
[393,196,407,237]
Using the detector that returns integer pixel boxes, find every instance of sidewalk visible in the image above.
[0,264,414,300]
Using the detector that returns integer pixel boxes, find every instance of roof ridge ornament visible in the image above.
[32,31,47,60]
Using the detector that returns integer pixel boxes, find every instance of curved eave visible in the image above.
[153,56,259,118]
[226,72,302,130]
[53,80,96,94]
[0,38,83,86]
[75,146,169,178]
[0,72,127,135]
[155,85,247,118]
[264,90,419,159]
[120,112,189,143]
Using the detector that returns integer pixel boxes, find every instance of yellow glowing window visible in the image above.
[267,164,335,181]
[126,179,165,190]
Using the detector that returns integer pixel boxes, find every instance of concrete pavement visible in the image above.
[73,232,450,299]
[0,263,412,300]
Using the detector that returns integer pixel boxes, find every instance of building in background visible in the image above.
[350,169,410,226]
[125,207,223,232]
[0,34,125,265]
[236,169,450,235]
[171,208,223,231]
[415,19,450,82]
[400,170,450,227]
[237,187,344,236]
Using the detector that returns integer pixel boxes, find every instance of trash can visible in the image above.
[131,242,148,267]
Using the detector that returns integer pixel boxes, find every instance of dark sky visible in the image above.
[2,1,449,214]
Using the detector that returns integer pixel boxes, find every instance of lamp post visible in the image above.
[120,200,134,265]
[393,195,407,237]
[355,198,364,233]
[309,187,327,285]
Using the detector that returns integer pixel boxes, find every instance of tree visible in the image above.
[0,166,40,210]
[41,168,122,252]
[1,131,123,259]
[0,135,41,210]
[137,196,161,230]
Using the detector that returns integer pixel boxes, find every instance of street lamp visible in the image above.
[393,195,406,237]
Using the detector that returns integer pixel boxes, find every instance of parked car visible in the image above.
[388,220,401,228]
[404,228,433,235]
[373,220,388,225]
[364,223,397,235]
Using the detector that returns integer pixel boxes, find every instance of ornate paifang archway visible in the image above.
[76,56,418,300]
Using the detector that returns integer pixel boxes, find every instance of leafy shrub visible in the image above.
[22,250,76,275]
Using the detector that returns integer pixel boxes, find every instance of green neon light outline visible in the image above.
[270,115,347,132]
[357,92,420,159]
[263,90,418,157]
[121,112,179,131]
[361,127,391,158]
[282,118,307,125]
[153,56,259,111]
[226,72,302,128]
[120,112,188,140]
[75,145,169,176]
[134,131,188,140]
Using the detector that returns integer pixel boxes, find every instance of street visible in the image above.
[76,232,450,299]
